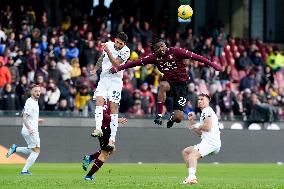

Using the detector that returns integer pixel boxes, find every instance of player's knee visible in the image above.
[32,147,40,153]
[96,96,104,106]
[174,111,183,122]
[182,147,191,155]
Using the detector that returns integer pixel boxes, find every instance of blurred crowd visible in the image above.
[0,1,284,121]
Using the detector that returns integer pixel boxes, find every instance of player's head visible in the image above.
[115,32,128,50]
[197,93,211,109]
[151,39,167,56]
[30,84,41,100]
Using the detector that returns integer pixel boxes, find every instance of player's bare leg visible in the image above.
[155,81,170,125]
[167,110,184,128]
[106,102,119,151]
[182,146,201,185]
[92,96,105,137]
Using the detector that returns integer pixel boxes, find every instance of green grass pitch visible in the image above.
[0,163,284,189]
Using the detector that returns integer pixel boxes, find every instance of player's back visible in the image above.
[101,41,130,80]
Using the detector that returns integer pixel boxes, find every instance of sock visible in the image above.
[188,167,196,178]
[16,147,32,155]
[110,114,118,141]
[157,102,164,115]
[95,106,104,130]
[90,150,101,161]
[22,151,39,172]
[87,158,104,177]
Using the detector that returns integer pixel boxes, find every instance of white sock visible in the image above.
[16,147,32,155]
[110,114,118,141]
[95,106,104,131]
[22,151,39,172]
[188,167,196,178]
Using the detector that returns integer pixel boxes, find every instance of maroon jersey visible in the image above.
[137,47,192,83]
[102,101,111,129]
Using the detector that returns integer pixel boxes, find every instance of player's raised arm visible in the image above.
[173,48,223,71]
[109,54,155,74]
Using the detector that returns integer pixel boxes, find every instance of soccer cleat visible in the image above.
[166,114,174,128]
[154,115,162,125]
[182,176,198,185]
[106,139,115,151]
[6,144,17,158]
[91,129,103,138]
[82,155,91,171]
[84,175,94,181]
[21,171,32,175]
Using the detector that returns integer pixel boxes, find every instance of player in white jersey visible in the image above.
[91,32,130,151]
[182,93,221,185]
[6,84,44,175]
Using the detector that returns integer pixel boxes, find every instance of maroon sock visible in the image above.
[191,53,221,70]
[87,158,104,177]
[90,150,101,161]
[157,102,164,115]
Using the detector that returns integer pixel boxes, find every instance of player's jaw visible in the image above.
[114,39,125,50]
[154,42,167,56]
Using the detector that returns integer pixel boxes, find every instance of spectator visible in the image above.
[127,99,145,117]
[0,83,20,110]
[140,82,155,114]
[81,40,98,67]
[74,83,91,116]
[219,83,237,119]
[26,47,41,83]
[15,75,28,109]
[235,51,253,71]
[44,80,61,110]
[57,57,72,81]
[186,83,198,113]
[233,92,246,118]
[57,98,69,112]
[0,56,12,89]
[47,58,61,84]
[7,56,20,84]
[239,71,257,91]
[66,41,79,61]
[70,58,81,82]
[35,62,49,81]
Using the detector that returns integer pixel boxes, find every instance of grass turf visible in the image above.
[0,163,284,189]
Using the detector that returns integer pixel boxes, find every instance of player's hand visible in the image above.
[187,112,194,122]
[38,118,44,124]
[118,118,128,125]
[102,43,110,53]
[28,128,34,135]
[109,66,118,74]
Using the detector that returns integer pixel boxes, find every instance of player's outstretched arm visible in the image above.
[174,48,223,71]
[102,43,124,66]
[110,55,154,74]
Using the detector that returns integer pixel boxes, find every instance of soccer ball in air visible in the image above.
[178,5,193,20]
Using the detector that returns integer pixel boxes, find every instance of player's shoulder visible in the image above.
[106,41,114,46]
[169,47,186,53]
[202,106,214,114]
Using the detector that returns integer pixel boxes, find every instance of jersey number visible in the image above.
[112,91,121,101]
[178,97,186,106]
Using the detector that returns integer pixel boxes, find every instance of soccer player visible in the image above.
[82,100,128,181]
[91,32,130,150]
[110,39,222,128]
[6,84,44,175]
[182,93,221,185]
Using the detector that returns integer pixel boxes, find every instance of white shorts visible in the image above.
[95,77,123,103]
[21,131,40,148]
[194,140,221,157]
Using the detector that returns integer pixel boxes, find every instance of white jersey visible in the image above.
[22,97,39,133]
[199,106,221,144]
[100,41,130,79]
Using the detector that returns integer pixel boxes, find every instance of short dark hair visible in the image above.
[198,93,211,101]
[116,32,128,42]
[150,38,165,51]
[30,84,40,89]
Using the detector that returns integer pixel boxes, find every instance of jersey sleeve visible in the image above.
[172,47,193,60]
[23,100,32,116]
[118,49,130,62]
[201,108,213,120]
[139,54,156,65]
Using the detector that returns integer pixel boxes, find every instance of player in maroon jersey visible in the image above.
[82,100,128,181]
[110,39,222,128]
